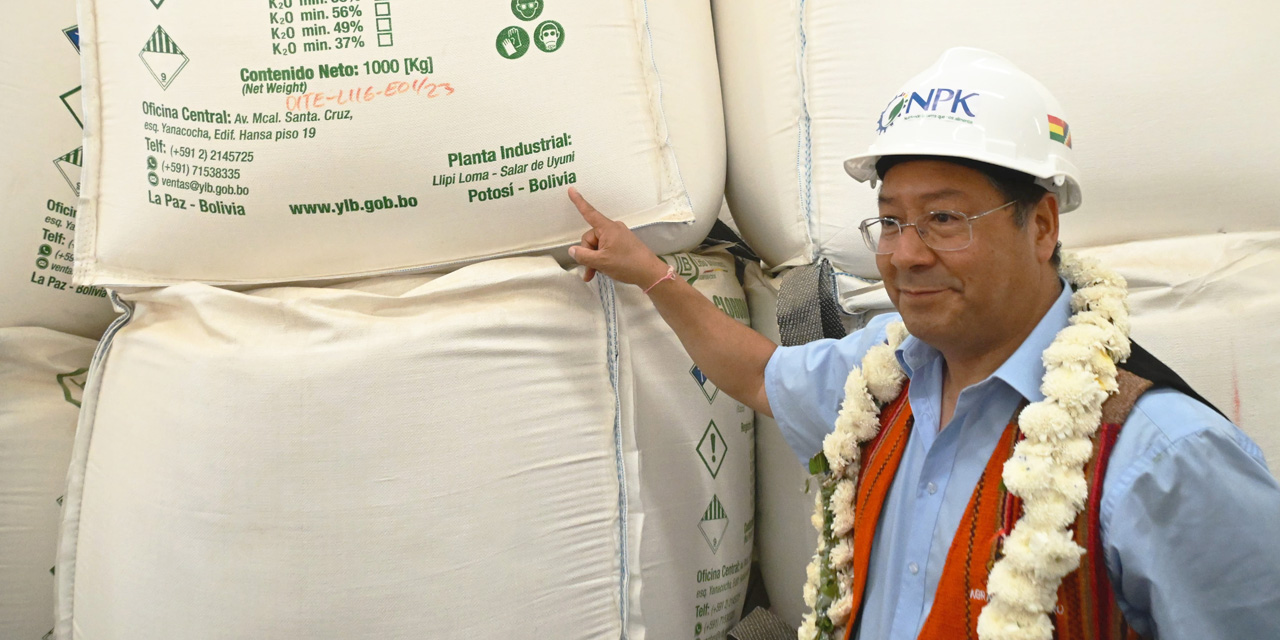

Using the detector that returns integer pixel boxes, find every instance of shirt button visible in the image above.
[908,562,919,575]
[927,482,938,495]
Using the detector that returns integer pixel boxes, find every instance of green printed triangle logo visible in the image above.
[53,147,83,196]
[56,368,89,408]
[150,0,166,8]
[698,495,729,554]
[139,25,188,90]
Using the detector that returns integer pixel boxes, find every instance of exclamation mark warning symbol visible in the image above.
[696,421,726,479]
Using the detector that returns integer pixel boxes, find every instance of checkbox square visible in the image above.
[375,3,391,16]
[378,33,394,47]
[377,18,392,32]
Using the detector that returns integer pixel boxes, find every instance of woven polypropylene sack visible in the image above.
[741,263,815,629]
[58,254,756,640]
[75,0,724,286]
[0,2,117,337]
[0,328,96,639]
[713,0,1280,277]
[1079,232,1280,465]
[613,251,755,639]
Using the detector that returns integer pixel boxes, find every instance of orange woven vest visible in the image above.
[841,369,1152,640]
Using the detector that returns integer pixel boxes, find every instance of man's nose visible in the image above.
[889,224,936,269]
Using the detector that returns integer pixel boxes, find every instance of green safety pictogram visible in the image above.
[53,147,83,196]
[511,0,543,21]
[59,87,83,128]
[57,368,89,408]
[149,0,166,8]
[690,364,719,404]
[534,20,564,53]
[496,26,530,59]
[63,26,80,53]
[698,495,729,554]
[696,420,727,479]
[139,25,188,90]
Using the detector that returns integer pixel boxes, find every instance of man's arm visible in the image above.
[566,188,777,417]
[1103,393,1280,639]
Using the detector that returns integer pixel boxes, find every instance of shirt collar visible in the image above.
[894,278,1073,403]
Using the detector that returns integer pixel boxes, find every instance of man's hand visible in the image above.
[567,188,671,288]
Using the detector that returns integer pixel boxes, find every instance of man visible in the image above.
[567,48,1280,639]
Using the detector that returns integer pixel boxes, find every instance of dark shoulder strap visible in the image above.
[1118,340,1227,420]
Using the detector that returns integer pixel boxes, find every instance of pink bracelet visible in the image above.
[643,265,677,294]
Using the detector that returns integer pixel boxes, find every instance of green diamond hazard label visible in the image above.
[56,368,89,408]
[696,420,726,479]
[139,26,188,90]
[53,147,83,196]
[690,364,718,404]
[59,86,83,128]
[698,495,729,554]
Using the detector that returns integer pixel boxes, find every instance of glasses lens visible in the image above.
[920,211,972,251]
[862,219,900,254]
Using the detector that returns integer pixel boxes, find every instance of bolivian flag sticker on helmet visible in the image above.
[1048,115,1072,148]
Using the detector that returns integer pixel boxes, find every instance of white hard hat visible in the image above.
[844,47,1082,212]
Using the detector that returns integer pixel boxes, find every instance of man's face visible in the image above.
[541,27,560,49]
[875,160,1047,356]
[514,1,541,20]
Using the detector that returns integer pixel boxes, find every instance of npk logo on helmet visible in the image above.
[877,88,980,133]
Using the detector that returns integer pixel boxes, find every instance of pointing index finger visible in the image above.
[568,187,611,228]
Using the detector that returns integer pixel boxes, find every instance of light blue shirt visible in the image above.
[764,283,1280,639]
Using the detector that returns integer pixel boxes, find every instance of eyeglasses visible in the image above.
[859,201,1016,255]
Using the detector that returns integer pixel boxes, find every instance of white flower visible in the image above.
[1052,436,1095,467]
[823,428,858,476]
[811,489,826,532]
[798,612,818,640]
[1002,446,1056,496]
[830,538,854,569]
[976,606,1054,640]
[987,563,1059,614]
[1041,367,1109,414]
[998,525,1084,579]
[838,367,876,418]
[1069,311,1130,361]
[1017,402,1077,442]
[802,579,818,608]
[1020,491,1078,530]
[863,344,907,404]
[1041,339,1094,368]
[886,321,909,350]
[828,592,855,626]
[1047,465,1089,508]
[831,480,857,536]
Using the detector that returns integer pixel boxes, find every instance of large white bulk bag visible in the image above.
[1,2,117,337]
[1,327,96,639]
[74,0,724,286]
[58,254,753,640]
[615,251,755,639]
[1080,232,1280,465]
[714,0,1280,277]
[742,264,813,630]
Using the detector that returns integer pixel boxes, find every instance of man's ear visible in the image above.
[1033,193,1060,264]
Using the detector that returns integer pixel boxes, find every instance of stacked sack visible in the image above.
[712,0,1280,628]
[58,0,756,639]
[59,255,754,640]
[1,3,118,638]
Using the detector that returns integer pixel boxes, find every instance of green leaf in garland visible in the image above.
[809,452,830,475]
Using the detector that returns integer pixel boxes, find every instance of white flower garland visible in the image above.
[799,252,1130,640]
